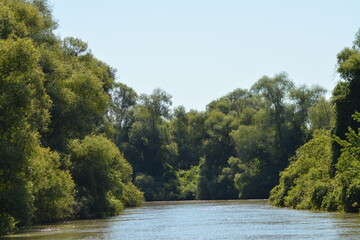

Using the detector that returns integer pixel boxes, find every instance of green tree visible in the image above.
[68,135,143,218]
[110,83,138,152]
[251,72,294,166]
[197,110,238,199]
[230,125,276,198]
[42,38,116,151]
[0,37,51,228]
[289,85,326,144]
[29,147,75,223]
[0,36,76,234]
[0,0,57,44]
[120,88,180,200]
[308,97,335,131]
[170,106,204,169]
[0,0,143,236]
[128,89,174,177]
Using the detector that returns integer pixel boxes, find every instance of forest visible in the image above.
[0,0,359,236]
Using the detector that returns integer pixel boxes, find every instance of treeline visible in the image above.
[112,29,360,213]
[0,0,142,235]
[269,31,360,212]
[111,74,332,202]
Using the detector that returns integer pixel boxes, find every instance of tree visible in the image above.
[29,147,75,223]
[111,83,138,130]
[197,110,238,199]
[0,36,75,233]
[290,85,326,124]
[0,0,142,236]
[170,106,204,169]
[127,89,174,176]
[140,88,172,120]
[308,97,335,131]
[251,72,294,167]
[42,38,115,151]
[286,85,327,153]
[230,125,277,198]
[0,0,57,44]
[124,89,179,200]
[68,135,143,218]
[0,37,51,228]
[63,37,89,56]
[110,83,138,149]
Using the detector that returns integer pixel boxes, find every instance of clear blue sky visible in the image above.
[50,0,359,111]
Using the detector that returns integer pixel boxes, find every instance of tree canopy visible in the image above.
[0,0,142,235]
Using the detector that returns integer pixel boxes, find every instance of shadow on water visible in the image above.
[6,200,360,240]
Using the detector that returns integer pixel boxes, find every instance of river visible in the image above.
[6,200,360,239]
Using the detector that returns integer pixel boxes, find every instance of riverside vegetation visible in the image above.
[0,0,143,235]
[0,0,359,237]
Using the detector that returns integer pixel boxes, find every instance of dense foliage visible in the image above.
[0,0,142,236]
[110,73,329,201]
[1,0,359,236]
[270,30,360,213]
[68,135,142,218]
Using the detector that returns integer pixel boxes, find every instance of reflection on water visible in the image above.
[6,200,360,240]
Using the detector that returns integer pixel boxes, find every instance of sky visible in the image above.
[50,0,360,111]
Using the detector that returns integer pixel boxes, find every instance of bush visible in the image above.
[68,135,143,218]
[176,165,199,200]
[269,130,333,210]
[0,213,17,236]
[30,147,75,223]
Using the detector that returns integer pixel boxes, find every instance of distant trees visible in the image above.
[109,71,328,202]
[129,88,174,177]
[196,74,327,200]
[251,73,294,163]
[197,105,239,199]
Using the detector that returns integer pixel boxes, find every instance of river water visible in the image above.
[7,200,360,240]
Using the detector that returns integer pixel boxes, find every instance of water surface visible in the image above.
[7,200,360,239]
